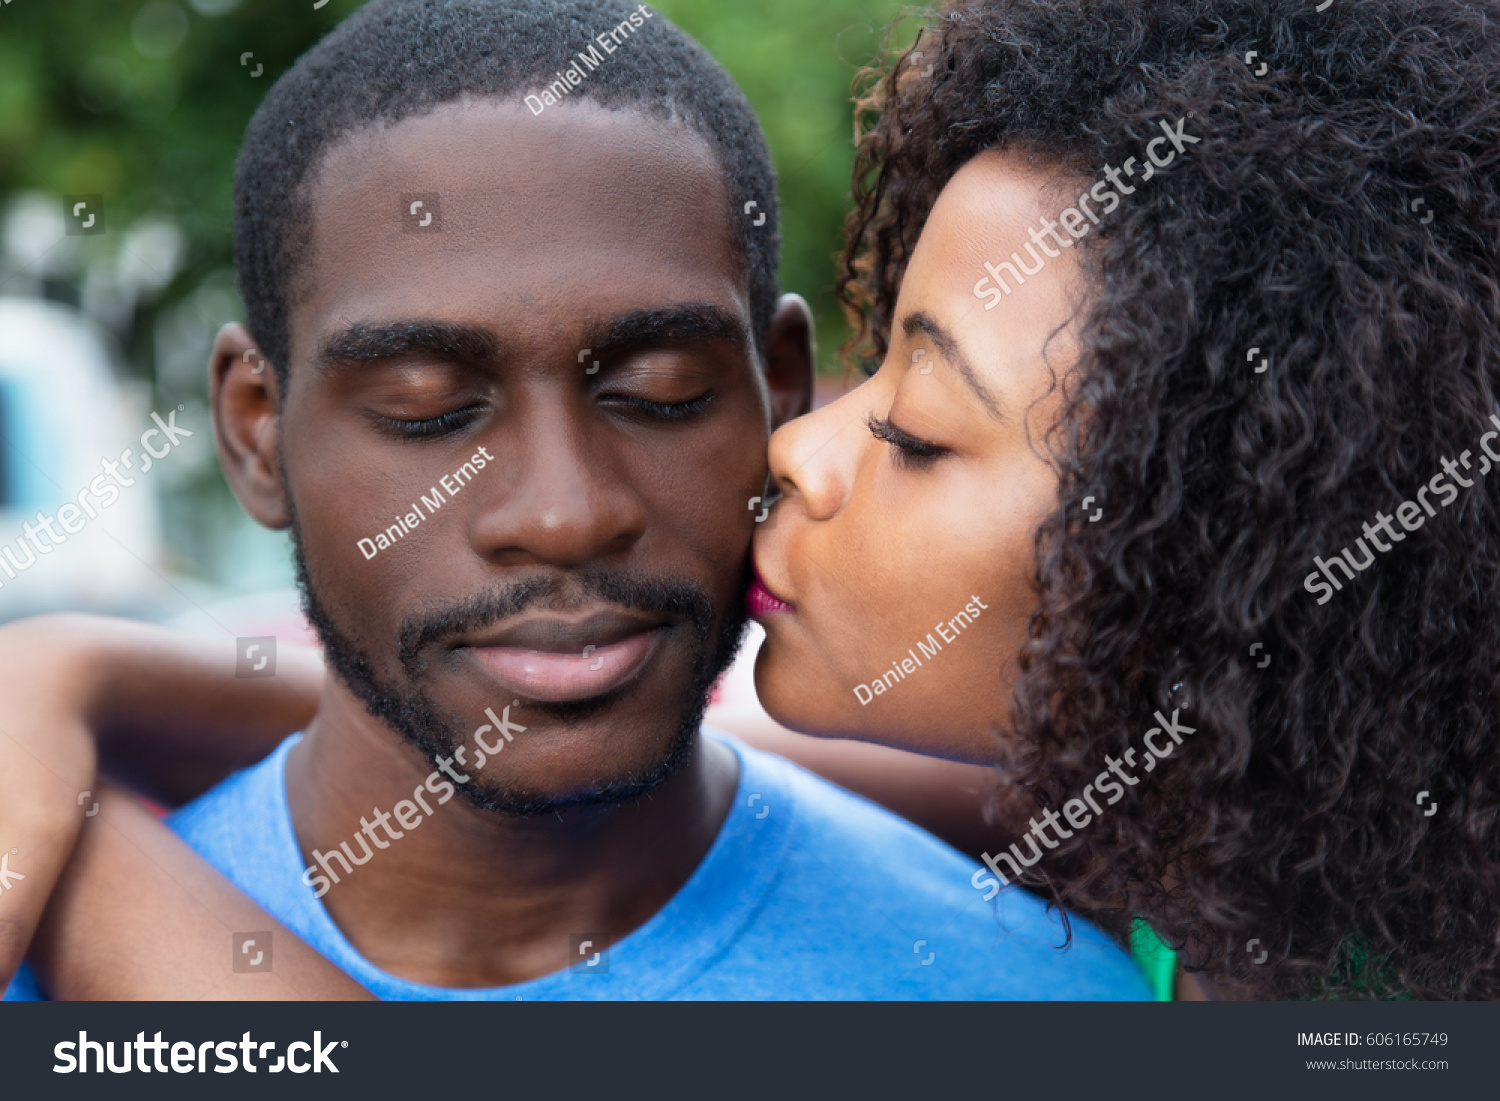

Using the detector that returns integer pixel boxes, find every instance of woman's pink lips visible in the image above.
[747,576,794,617]
[470,628,660,703]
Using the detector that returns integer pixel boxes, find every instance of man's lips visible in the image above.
[461,611,667,703]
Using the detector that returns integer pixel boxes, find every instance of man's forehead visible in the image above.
[306,97,731,242]
[289,98,750,366]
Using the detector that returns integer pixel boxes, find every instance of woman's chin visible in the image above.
[750,619,1013,763]
[751,646,842,737]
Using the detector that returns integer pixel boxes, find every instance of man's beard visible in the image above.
[287,514,749,818]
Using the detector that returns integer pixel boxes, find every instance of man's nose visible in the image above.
[467,402,648,568]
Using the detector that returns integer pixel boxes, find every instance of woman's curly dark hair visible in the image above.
[838,0,1500,998]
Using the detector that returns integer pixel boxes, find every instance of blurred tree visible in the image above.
[0,0,914,383]
[656,0,915,373]
[0,0,916,594]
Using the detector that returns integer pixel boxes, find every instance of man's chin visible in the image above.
[451,731,700,818]
[423,647,718,817]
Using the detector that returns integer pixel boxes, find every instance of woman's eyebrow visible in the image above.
[900,309,1005,420]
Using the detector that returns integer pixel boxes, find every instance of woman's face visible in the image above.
[750,150,1085,764]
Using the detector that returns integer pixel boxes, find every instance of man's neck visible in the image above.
[285,685,738,988]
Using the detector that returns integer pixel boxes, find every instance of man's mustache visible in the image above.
[395,570,717,677]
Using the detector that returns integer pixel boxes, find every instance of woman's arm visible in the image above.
[22,614,324,807]
[0,613,365,996]
[28,783,371,1000]
[721,711,1016,862]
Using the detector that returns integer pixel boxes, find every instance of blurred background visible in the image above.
[0,0,915,633]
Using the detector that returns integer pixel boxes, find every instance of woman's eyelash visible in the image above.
[867,415,948,469]
[370,406,484,440]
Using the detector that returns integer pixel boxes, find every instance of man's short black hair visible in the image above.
[234,0,779,384]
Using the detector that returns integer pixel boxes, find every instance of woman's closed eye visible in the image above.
[868,414,949,470]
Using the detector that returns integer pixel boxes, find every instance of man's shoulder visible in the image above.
[166,734,299,883]
[713,733,1151,1000]
[720,731,988,893]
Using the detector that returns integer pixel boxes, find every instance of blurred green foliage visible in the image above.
[658,0,916,370]
[0,0,918,382]
[0,0,919,594]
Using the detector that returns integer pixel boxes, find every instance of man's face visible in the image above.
[250,99,789,813]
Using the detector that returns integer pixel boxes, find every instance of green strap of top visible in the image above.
[1332,937,1411,999]
[1124,926,1408,1000]
[1127,919,1177,1001]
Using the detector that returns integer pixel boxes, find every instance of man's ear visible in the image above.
[208,323,291,531]
[763,293,815,426]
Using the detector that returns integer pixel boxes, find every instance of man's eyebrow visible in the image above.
[313,321,499,375]
[901,310,1004,420]
[311,305,746,377]
[581,303,749,360]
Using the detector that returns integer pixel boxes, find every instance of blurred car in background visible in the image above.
[0,296,167,622]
